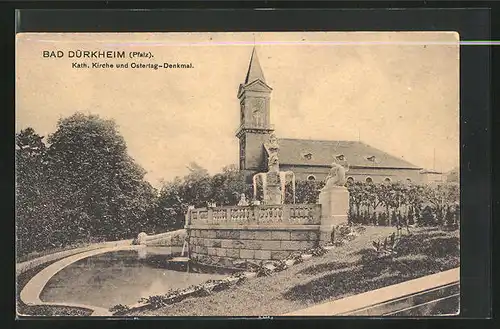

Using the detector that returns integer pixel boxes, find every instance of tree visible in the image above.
[407,207,415,225]
[420,206,435,226]
[287,180,324,204]
[421,182,459,225]
[347,182,364,219]
[210,164,248,206]
[377,212,388,226]
[377,184,394,225]
[361,183,382,216]
[46,112,155,241]
[181,162,213,208]
[155,176,188,231]
[15,128,55,254]
[154,162,216,231]
[390,210,398,227]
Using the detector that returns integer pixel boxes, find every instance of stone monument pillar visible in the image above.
[265,171,282,205]
[318,156,350,244]
[263,133,282,205]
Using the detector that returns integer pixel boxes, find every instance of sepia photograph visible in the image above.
[16,32,460,317]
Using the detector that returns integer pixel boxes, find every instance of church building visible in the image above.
[236,48,423,184]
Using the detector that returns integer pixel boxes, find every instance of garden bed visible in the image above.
[126,226,459,316]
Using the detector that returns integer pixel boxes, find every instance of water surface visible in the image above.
[40,247,226,308]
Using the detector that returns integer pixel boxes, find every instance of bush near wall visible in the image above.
[282,180,458,229]
[344,181,459,228]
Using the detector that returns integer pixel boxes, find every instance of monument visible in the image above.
[252,133,295,205]
[318,155,351,243]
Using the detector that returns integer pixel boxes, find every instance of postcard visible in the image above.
[16,32,460,317]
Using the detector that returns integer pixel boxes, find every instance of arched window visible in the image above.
[347,176,354,184]
[365,177,373,183]
[406,178,412,184]
[384,177,392,184]
[307,175,316,181]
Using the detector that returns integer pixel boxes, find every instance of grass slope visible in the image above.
[129,226,459,316]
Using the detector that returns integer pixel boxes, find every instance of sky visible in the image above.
[16,32,460,187]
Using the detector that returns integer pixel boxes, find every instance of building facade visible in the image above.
[420,170,445,184]
[236,48,423,184]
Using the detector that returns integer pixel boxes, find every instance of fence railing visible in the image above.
[187,204,321,226]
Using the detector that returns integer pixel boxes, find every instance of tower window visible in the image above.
[307,175,316,181]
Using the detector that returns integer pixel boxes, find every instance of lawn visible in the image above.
[128,226,459,316]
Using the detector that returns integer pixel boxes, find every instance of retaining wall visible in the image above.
[189,226,320,261]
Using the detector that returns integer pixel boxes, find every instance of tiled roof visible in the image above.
[277,138,422,169]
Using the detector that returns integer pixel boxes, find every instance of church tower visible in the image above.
[236,48,274,176]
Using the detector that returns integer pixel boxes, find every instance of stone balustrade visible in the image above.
[187,204,321,227]
[185,187,348,261]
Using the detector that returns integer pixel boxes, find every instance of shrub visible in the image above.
[390,211,397,227]
[309,246,328,257]
[109,304,130,315]
[419,206,435,226]
[407,207,415,225]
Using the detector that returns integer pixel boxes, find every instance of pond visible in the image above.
[39,247,228,309]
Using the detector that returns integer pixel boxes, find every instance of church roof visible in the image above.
[244,47,266,84]
[277,138,422,169]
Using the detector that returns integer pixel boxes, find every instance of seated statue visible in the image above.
[237,193,249,206]
[324,156,350,188]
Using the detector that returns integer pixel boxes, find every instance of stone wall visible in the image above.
[186,196,348,262]
[189,227,319,261]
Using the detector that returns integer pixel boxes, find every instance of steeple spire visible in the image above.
[244,47,266,84]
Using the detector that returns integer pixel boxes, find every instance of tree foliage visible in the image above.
[16,113,157,256]
[345,181,459,228]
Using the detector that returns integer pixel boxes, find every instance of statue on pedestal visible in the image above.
[237,193,249,206]
[323,154,350,189]
[252,133,296,205]
[264,132,280,173]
